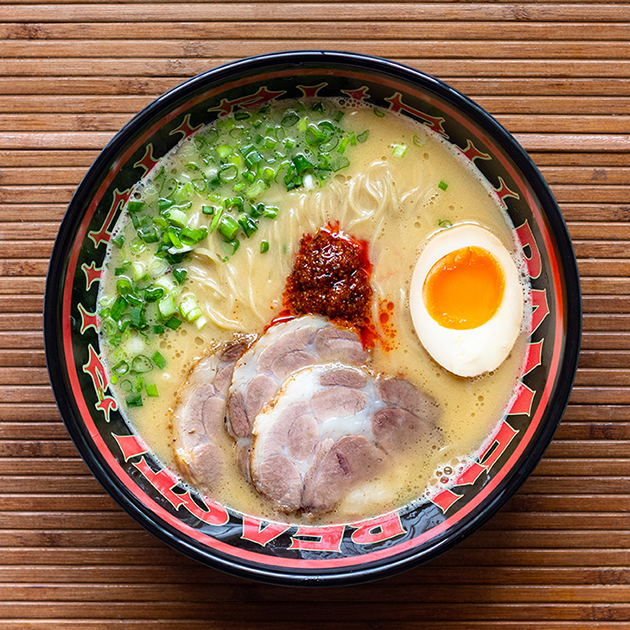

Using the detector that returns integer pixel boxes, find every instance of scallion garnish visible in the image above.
[110,296,127,320]
[112,360,129,375]
[158,295,177,319]
[126,392,143,407]
[165,316,182,330]
[238,214,258,238]
[131,355,153,374]
[179,295,203,322]
[173,268,187,284]
[218,215,239,241]
[152,351,167,370]
[127,200,144,213]
[146,383,159,398]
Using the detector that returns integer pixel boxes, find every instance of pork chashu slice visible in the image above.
[225,315,368,476]
[172,341,246,494]
[250,363,442,514]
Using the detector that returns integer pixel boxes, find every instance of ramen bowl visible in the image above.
[44,51,581,586]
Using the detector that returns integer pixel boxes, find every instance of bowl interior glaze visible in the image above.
[44,51,581,586]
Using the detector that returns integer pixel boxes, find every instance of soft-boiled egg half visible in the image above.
[410,224,524,378]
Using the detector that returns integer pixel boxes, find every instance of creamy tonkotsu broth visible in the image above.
[98,99,530,524]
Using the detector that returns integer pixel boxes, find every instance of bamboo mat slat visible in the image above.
[1,0,629,626]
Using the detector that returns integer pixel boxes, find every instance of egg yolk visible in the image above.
[423,246,505,330]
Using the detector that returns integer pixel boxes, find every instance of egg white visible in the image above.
[409,223,524,378]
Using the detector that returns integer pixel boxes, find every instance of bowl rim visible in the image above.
[44,50,582,586]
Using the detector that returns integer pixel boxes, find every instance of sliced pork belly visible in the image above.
[226,315,367,442]
[172,341,246,493]
[250,364,441,513]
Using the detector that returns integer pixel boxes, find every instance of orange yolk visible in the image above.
[423,246,505,330]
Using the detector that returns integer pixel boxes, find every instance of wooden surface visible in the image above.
[1,1,630,628]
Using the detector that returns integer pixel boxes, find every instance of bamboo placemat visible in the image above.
[1,2,629,627]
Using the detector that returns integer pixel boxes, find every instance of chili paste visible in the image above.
[284,224,372,328]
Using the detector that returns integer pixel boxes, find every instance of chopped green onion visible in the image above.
[165,316,182,330]
[438,180,449,191]
[217,144,233,159]
[224,197,244,212]
[413,134,426,148]
[120,379,132,392]
[158,295,177,319]
[244,150,263,168]
[392,144,407,158]
[333,156,350,172]
[218,214,239,241]
[131,354,153,374]
[281,112,299,127]
[219,164,238,182]
[130,306,146,329]
[179,295,203,322]
[305,124,327,145]
[111,233,125,248]
[118,314,131,333]
[438,219,453,228]
[373,108,385,118]
[167,227,182,248]
[153,325,165,334]
[154,276,176,294]
[144,286,165,302]
[173,268,187,284]
[126,392,143,407]
[222,239,240,256]
[357,130,369,143]
[126,293,144,308]
[167,208,187,229]
[116,276,133,296]
[152,351,167,370]
[110,296,128,320]
[138,225,159,243]
[130,238,146,254]
[158,197,174,211]
[260,240,270,254]
[238,213,258,238]
[202,205,216,215]
[148,257,169,279]
[132,262,145,282]
[208,207,224,234]
[250,203,266,218]
[153,216,168,230]
[127,200,144,213]
[112,360,129,375]
[101,319,117,336]
[246,179,266,199]
[293,154,315,175]
[145,383,159,398]
[114,261,131,276]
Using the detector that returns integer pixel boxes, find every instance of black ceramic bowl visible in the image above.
[44,51,581,586]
